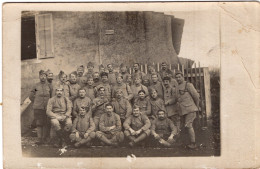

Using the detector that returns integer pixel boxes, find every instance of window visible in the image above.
[35,13,54,59]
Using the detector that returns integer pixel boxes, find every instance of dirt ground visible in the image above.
[22,120,220,157]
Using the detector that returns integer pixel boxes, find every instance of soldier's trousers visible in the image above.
[69,131,96,143]
[96,131,124,143]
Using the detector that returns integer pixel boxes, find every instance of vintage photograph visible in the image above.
[20,10,220,157]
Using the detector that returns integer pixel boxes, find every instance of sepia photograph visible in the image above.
[20,10,220,157]
[2,2,260,169]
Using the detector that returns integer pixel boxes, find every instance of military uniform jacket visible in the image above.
[71,114,95,135]
[149,82,164,99]
[176,81,200,116]
[123,113,151,135]
[108,72,117,85]
[92,96,109,118]
[99,112,122,134]
[151,117,177,135]
[83,85,96,100]
[29,82,51,110]
[69,83,81,102]
[163,85,179,117]
[73,97,92,116]
[96,83,112,101]
[149,97,166,117]
[112,98,132,119]
[134,97,151,116]
[46,96,72,118]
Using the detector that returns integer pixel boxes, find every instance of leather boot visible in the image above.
[133,133,147,144]
[99,135,112,145]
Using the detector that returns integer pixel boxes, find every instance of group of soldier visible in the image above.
[29,61,200,149]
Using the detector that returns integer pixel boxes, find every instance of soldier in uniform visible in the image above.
[70,107,96,148]
[46,87,72,147]
[85,61,94,77]
[29,70,52,144]
[112,89,132,125]
[72,88,92,118]
[96,103,124,146]
[175,71,200,149]
[149,73,164,99]
[119,63,130,83]
[123,105,151,147]
[46,69,54,85]
[99,64,106,74]
[125,74,133,87]
[97,72,112,101]
[92,86,109,130]
[151,110,177,147]
[93,72,101,87]
[76,65,86,88]
[132,63,146,81]
[112,74,133,101]
[133,90,151,117]
[162,76,180,134]
[107,64,117,86]
[52,71,70,98]
[83,75,96,100]
[149,88,166,120]
[131,75,149,101]
[68,72,81,102]
[147,64,162,83]
[159,62,174,80]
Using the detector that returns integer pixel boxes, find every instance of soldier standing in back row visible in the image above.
[132,63,146,82]
[175,70,200,149]
[107,64,117,86]
[76,65,86,88]
[68,72,81,102]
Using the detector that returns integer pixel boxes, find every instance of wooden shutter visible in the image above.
[35,14,54,59]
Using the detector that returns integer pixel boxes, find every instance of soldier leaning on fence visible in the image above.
[149,88,166,120]
[162,76,181,135]
[97,72,112,101]
[83,75,96,100]
[92,86,109,130]
[134,90,151,117]
[29,70,52,145]
[70,107,96,148]
[175,70,200,149]
[46,87,72,148]
[52,71,70,98]
[131,75,149,101]
[132,63,146,81]
[112,74,134,101]
[123,105,151,147]
[72,88,92,118]
[149,73,164,99]
[107,64,117,86]
[76,65,86,88]
[96,103,125,146]
[112,89,132,125]
[151,110,177,147]
[68,72,81,102]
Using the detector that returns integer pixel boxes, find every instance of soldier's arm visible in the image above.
[72,100,78,117]
[166,88,177,105]
[46,99,57,119]
[126,84,134,100]
[125,100,132,118]
[86,117,95,134]
[145,100,152,116]
[65,97,72,117]
[160,99,167,112]
[141,115,151,131]
[114,114,122,132]
[71,117,79,133]
[150,120,157,136]
[99,115,110,132]
[187,83,200,108]
[29,85,36,102]
[123,116,132,130]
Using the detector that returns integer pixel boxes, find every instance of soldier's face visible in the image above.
[162,64,167,70]
[60,74,67,83]
[116,91,123,99]
[175,74,184,84]
[120,66,127,73]
[87,78,94,86]
[47,73,53,81]
[77,69,84,77]
[79,90,86,98]
[143,79,149,86]
[56,89,63,97]
[79,108,86,116]
[133,108,140,117]
[39,74,47,82]
[101,76,108,83]
[138,92,145,99]
[163,80,170,88]
[93,73,99,79]
[117,77,123,84]
[133,64,139,71]
[87,66,94,72]
[127,76,132,83]
[107,65,113,72]
[151,90,158,99]
[99,88,105,96]
[106,106,113,114]
[70,74,77,83]
[158,111,166,120]
[134,78,141,85]
[151,75,158,83]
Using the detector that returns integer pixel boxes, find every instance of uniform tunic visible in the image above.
[112,83,133,100]
[132,70,146,81]
[73,97,92,117]
[151,117,177,136]
[149,97,166,117]
[131,84,149,100]
[69,83,81,102]
[149,82,164,99]
[159,69,174,80]
[77,76,87,88]
[134,97,151,116]
[176,81,200,116]
[96,83,112,101]
[120,72,130,83]
[83,85,96,100]
[29,82,51,110]
[123,113,151,135]
[99,112,122,134]
[46,96,72,118]
[163,85,179,117]
[92,97,109,118]
[108,72,117,85]
[71,114,95,135]
[112,98,132,120]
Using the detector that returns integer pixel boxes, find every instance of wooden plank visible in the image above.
[194,63,198,90]
[157,63,160,72]
[144,64,148,74]
[177,64,180,70]
[203,67,212,118]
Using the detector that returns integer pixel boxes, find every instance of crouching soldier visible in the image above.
[46,87,72,148]
[151,110,177,147]
[70,107,96,148]
[96,103,124,146]
[123,105,151,147]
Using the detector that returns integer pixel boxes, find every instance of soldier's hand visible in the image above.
[84,133,89,138]
[109,125,116,130]
[75,132,80,139]
[129,129,135,135]
[136,129,142,135]
[154,134,160,140]
[167,137,174,144]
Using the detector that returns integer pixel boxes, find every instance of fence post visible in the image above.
[141,64,143,72]
[157,63,160,72]
[144,64,147,74]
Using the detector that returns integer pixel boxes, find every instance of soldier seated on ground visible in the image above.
[96,103,124,146]
[151,110,177,147]
[69,107,96,148]
[46,87,72,148]
[123,105,151,147]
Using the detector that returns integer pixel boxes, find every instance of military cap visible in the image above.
[45,69,53,75]
[97,85,105,91]
[77,65,85,71]
[39,70,47,75]
[162,76,171,81]
[161,62,167,65]
[115,88,123,93]
[138,89,146,94]
[87,62,94,67]
[70,71,77,77]
[99,64,105,68]
[175,70,183,76]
